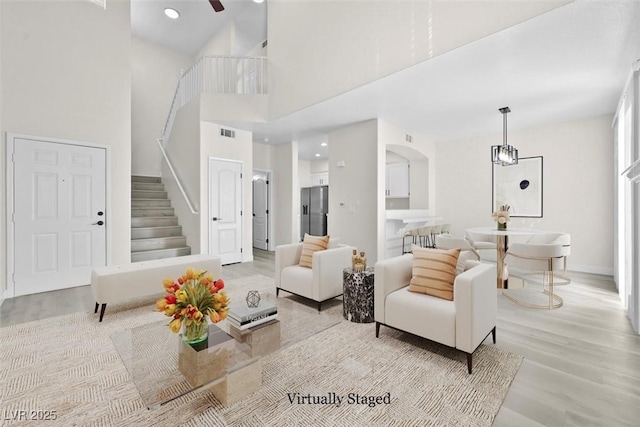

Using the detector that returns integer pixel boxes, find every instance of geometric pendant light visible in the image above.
[491,107,518,166]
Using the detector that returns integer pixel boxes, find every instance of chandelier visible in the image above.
[491,107,518,166]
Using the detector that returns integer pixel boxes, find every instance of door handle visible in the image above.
[92,221,104,226]
[212,217,219,221]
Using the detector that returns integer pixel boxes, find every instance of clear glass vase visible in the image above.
[182,320,208,344]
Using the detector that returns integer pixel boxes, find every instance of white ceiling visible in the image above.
[131,1,640,162]
[131,0,267,56]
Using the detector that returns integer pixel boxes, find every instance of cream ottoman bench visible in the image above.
[91,254,222,322]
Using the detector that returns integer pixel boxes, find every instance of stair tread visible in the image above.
[131,246,191,254]
[131,225,181,230]
[131,236,185,242]
[131,216,178,219]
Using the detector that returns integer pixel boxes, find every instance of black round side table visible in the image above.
[342,267,375,323]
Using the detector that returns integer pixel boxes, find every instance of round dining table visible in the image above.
[465,227,542,289]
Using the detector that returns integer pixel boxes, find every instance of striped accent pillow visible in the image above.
[408,245,460,301]
[299,234,330,268]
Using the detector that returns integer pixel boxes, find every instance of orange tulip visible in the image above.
[219,309,228,320]
[156,298,168,311]
[164,304,177,316]
[169,318,182,333]
[163,277,175,292]
[209,310,221,323]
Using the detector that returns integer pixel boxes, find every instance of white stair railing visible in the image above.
[159,56,268,214]
[161,56,267,144]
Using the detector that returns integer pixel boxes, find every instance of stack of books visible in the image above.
[228,301,278,330]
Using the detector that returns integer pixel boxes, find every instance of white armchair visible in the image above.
[503,237,566,309]
[464,230,498,263]
[275,242,354,311]
[374,254,497,374]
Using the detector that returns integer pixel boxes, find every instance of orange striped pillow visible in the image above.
[299,234,330,268]
[408,245,460,301]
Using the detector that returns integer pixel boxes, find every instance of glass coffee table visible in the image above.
[111,293,341,409]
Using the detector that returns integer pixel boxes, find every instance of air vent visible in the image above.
[220,128,236,138]
[262,40,268,48]
[406,134,413,143]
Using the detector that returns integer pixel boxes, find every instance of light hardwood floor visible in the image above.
[1,250,638,426]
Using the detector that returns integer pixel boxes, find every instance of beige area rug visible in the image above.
[0,275,522,426]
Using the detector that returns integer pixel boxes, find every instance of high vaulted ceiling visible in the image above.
[132,1,640,161]
[131,0,267,56]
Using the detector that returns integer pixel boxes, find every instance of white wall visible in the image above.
[1,0,132,271]
[298,160,312,188]
[132,37,193,177]
[200,122,254,262]
[410,158,430,209]
[310,160,329,173]
[253,142,274,171]
[267,0,569,119]
[381,119,437,215]
[197,20,236,58]
[273,142,298,245]
[436,114,614,274]
[0,0,4,300]
[163,100,202,253]
[328,120,380,262]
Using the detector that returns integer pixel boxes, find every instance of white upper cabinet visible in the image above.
[311,172,329,186]
[386,162,409,197]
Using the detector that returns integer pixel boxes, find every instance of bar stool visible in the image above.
[429,224,442,248]
[440,223,451,234]
[400,225,420,254]
[416,225,433,248]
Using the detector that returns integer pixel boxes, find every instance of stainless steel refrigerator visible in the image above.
[301,186,328,238]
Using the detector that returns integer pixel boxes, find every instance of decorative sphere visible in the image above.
[246,290,261,307]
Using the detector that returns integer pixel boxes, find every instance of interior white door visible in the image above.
[209,159,243,264]
[252,177,268,250]
[12,137,107,296]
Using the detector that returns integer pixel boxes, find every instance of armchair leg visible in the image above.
[317,301,322,312]
[375,322,381,338]
[94,302,99,314]
[466,353,473,374]
[492,326,496,344]
[98,304,107,322]
[276,287,280,297]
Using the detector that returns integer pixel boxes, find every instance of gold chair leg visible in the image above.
[502,270,563,310]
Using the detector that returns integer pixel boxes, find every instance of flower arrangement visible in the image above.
[156,268,230,343]
[492,204,511,229]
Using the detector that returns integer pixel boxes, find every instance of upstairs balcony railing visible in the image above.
[158,56,267,214]
[161,56,267,144]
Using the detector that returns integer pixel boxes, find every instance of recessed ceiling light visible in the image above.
[315,153,321,157]
[164,8,180,19]
[253,0,265,3]
[263,137,269,142]
[320,142,327,147]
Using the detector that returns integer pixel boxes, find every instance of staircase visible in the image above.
[131,176,191,262]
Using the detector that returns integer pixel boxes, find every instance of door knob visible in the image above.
[97,211,104,216]
[212,217,218,221]
[92,221,104,226]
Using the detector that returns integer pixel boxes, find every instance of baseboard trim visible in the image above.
[569,264,614,276]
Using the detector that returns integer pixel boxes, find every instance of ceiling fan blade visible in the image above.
[209,0,225,12]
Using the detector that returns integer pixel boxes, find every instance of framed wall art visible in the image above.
[492,156,543,217]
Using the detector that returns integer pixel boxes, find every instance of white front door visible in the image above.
[252,177,268,250]
[209,158,243,265]
[12,137,107,296]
